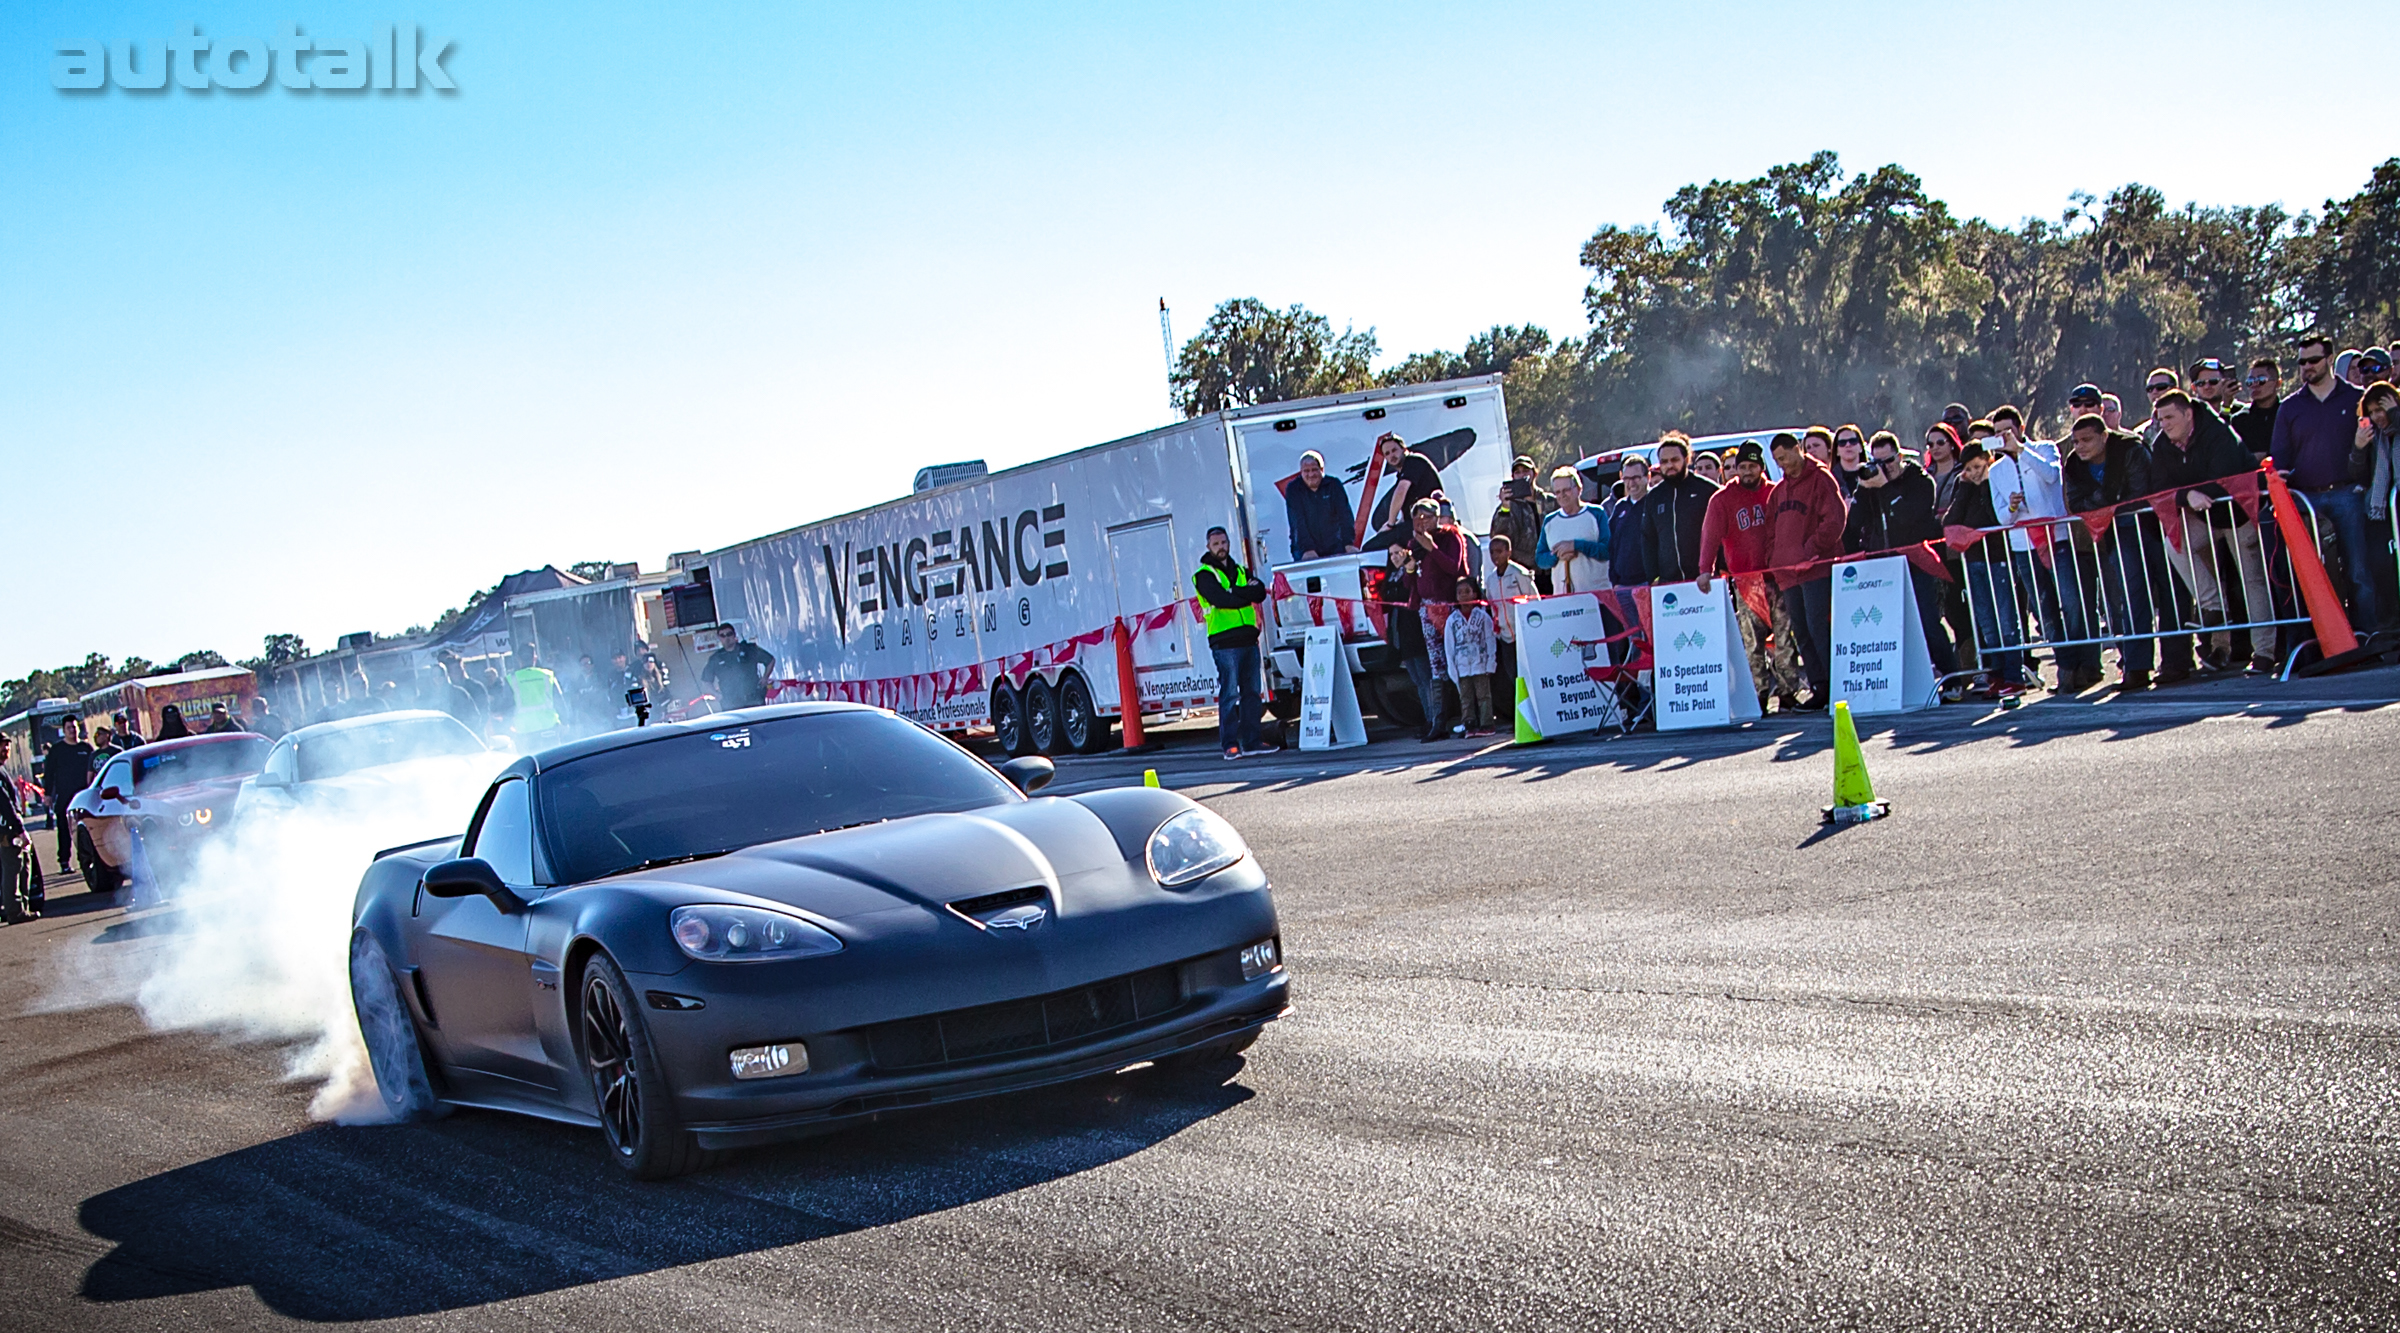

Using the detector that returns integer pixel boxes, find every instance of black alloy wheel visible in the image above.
[991,682,1031,757]
[1056,672,1104,754]
[579,954,709,1179]
[349,933,445,1120]
[1370,673,1424,730]
[1022,676,1061,756]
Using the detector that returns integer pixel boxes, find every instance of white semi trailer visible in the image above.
[694,374,1513,754]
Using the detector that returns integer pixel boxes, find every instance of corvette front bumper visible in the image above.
[665,944,1289,1150]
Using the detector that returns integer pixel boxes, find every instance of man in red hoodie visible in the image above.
[1696,440,1802,708]
[1765,431,1846,709]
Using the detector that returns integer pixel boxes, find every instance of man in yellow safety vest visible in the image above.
[1193,525,1278,761]
[509,648,568,742]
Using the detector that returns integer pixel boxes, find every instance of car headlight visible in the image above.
[1145,808,1248,887]
[669,905,844,963]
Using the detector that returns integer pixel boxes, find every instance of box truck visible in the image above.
[693,375,1513,754]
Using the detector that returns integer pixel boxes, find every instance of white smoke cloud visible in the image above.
[43,750,505,1123]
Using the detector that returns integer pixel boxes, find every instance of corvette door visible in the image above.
[414,778,547,1086]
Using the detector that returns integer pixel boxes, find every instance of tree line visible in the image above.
[1172,151,2400,465]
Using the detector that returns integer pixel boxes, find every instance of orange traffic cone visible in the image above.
[1114,618,1147,750]
[2264,462,2359,658]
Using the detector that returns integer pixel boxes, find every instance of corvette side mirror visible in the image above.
[423,857,526,913]
[997,756,1054,793]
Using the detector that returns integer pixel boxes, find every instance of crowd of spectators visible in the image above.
[1367,333,2399,734]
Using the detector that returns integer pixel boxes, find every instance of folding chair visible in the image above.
[1574,588,1656,736]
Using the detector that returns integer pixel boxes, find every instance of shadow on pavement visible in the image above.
[78,1062,1253,1322]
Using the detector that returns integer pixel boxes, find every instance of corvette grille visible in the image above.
[861,965,1185,1071]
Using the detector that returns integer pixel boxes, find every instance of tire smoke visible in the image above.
[44,751,505,1124]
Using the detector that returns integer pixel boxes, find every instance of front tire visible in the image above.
[350,933,444,1121]
[579,954,709,1179]
[76,827,121,896]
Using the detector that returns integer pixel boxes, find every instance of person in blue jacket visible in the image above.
[1283,451,1358,562]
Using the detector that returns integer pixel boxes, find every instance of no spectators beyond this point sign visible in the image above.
[1830,557,1936,715]
[1648,581,1761,731]
[1296,625,1367,750]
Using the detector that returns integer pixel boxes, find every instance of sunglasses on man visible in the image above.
[2298,353,2328,365]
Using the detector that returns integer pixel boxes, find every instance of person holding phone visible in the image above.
[1844,430,1957,677]
[1487,455,1547,585]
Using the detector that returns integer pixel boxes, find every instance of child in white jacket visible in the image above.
[1444,577,1499,736]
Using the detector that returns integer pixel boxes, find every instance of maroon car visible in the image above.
[70,734,268,898]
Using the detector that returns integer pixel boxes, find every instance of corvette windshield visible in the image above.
[135,737,268,789]
[536,711,1021,883]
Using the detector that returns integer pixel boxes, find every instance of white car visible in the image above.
[233,711,504,828]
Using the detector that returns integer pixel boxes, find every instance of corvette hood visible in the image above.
[626,797,1131,921]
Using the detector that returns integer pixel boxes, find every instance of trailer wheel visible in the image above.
[991,682,1034,757]
[1022,677,1061,756]
[1056,673,1107,754]
[1370,673,1424,730]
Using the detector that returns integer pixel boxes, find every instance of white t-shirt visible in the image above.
[1542,506,1610,594]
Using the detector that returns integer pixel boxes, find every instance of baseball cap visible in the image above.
[2067,382,2102,404]
[1942,402,1970,424]
[1733,441,1766,465]
[1511,454,1536,471]
[2189,357,2226,376]
[2360,346,2393,377]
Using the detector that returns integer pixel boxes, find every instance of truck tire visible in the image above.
[1023,677,1061,756]
[1370,673,1423,730]
[1056,673,1107,754]
[991,682,1033,757]
[1266,692,1301,722]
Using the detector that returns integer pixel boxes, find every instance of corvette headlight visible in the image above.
[670,905,843,963]
[1145,808,1248,888]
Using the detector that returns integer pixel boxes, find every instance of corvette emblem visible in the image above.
[983,904,1047,931]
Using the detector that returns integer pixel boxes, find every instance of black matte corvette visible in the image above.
[348,703,1287,1177]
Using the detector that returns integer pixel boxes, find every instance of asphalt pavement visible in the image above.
[3,669,2397,1330]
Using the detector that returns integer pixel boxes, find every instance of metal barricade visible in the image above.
[1947,487,2320,689]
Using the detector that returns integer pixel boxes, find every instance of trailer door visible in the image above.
[1106,517,1190,670]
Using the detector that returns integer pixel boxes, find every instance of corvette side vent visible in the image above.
[945,886,1049,930]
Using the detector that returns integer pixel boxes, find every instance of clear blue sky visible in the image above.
[3,0,2386,674]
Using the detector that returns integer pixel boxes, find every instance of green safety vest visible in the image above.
[511,667,562,733]
[1196,561,1261,638]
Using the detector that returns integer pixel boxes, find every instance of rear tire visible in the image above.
[1022,676,1061,756]
[1056,673,1106,754]
[578,954,711,1179]
[991,682,1032,757]
[1370,673,1424,730]
[350,933,444,1121]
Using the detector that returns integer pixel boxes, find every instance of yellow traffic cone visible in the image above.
[1822,700,1889,824]
[1512,676,1542,746]
[1143,768,1160,788]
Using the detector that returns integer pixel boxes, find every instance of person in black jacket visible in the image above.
[1,735,41,921]
[1640,434,1717,584]
[1843,431,1956,675]
[1283,451,1357,562]
[2061,415,2162,689]
[1374,544,1443,741]
[2149,390,2276,673]
[42,717,97,873]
